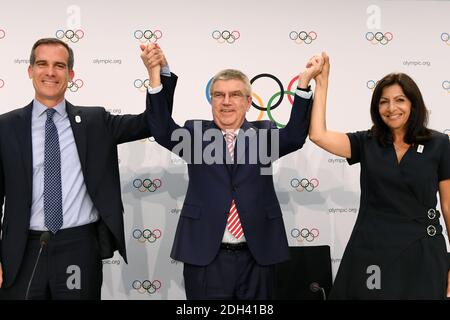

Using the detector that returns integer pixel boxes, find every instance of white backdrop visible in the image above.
[0,0,448,299]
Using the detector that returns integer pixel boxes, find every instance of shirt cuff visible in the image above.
[161,65,171,77]
[147,84,163,94]
[295,88,313,99]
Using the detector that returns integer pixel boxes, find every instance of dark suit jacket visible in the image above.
[146,86,312,266]
[0,74,177,288]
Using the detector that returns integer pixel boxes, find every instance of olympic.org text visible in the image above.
[93,58,122,65]
[14,59,30,64]
[403,60,431,67]
[167,122,280,175]
[103,259,121,265]
[328,208,358,214]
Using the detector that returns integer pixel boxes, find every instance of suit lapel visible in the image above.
[15,103,33,192]
[66,101,88,174]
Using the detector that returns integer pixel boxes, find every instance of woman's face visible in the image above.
[378,84,412,134]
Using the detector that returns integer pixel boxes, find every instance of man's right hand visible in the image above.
[140,43,166,88]
[0,263,3,288]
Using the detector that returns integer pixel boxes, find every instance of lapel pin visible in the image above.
[417,144,424,153]
[75,115,81,123]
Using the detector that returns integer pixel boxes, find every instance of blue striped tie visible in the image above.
[44,108,63,234]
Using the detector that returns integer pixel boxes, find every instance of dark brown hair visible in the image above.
[370,73,431,146]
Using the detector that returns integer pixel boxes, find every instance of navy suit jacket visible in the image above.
[0,74,177,288]
[147,84,312,266]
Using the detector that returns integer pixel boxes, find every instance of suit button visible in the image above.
[427,225,436,236]
[427,209,436,219]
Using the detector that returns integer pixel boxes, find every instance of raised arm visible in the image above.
[308,53,351,158]
[140,43,162,88]
[142,46,183,152]
[278,54,323,157]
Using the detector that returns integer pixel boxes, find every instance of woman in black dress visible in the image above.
[308,53,450,299]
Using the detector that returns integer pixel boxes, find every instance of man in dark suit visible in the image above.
[0,38,176,299]
[143,49,324,299]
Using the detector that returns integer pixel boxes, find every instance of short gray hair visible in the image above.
[209,69,251,97]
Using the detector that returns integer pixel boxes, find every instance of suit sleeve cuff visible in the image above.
[295,88,313,99]
[147,84,163,94]
[161,65,171,77]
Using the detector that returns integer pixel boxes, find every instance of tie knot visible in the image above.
[46,108,56,120]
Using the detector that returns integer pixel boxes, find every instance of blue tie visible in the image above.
[44,108,63,234]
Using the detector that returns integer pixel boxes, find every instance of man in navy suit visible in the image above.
[0,39,175,299]
[143,48,324,299]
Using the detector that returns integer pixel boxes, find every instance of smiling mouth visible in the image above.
[386,114,402,119]
[42,80,59,85]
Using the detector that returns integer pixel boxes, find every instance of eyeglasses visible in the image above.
[211,91,248,101]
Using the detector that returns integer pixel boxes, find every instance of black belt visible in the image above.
[28,222,97,240]
[220,242,248,251]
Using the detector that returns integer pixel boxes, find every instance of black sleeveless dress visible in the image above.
[329,131,450,299]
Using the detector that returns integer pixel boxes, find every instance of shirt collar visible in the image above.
[32,99,67,119]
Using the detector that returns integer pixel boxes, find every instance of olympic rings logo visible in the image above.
[289,31,317,44]
[132,228,162,243]
[290,178,319,192]
[211,30,240,44]
[67,79,84,92]
[132,279,162,294]
[291,227,320,242]
[444,129,450,139]
[441,33,450,45]
[442,81,450,93]
[134,78,150,92]
[0,79,4,89]
[366,80,378,90]
[205,73,301,128]
[133,178,162,192]
[134,29,163,43]
[0,29,5,39]
[55,29,85,43]
[365,31,393,45]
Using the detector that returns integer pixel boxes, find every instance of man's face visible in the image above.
[28,44,74,107]
[211,79,252,130]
